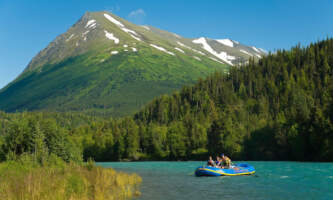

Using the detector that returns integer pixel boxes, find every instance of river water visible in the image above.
[97,161,333,200]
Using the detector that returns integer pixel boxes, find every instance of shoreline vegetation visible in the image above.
[0,110,142,200]
[0,154,141,200]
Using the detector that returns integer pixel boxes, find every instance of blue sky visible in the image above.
[0,0,332,89]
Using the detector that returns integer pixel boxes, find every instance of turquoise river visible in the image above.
[97,161,333,200]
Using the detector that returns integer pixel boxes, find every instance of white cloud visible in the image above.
[129,9,146,18]
[128,9,146,24]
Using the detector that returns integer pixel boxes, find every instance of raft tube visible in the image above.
[195,163,255,176]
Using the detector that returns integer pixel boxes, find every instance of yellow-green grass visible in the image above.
[0,156,141,200]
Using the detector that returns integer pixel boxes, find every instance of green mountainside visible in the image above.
[0,11,265,116]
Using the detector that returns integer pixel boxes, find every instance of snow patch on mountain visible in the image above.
[174,47,185,54]
[111,51,119,55]
[121,27,138,36]
[123,44,128,48]
[150,44,175,56]
[104,30,119,44]
[252,46,261,53]
[90,24,97,29]
[66,34,74,42]
[176,42,188,48]
[177,41,205,55]
[193,37,233,66]
[193,56,201,61]
[132,47,137,52]
[240,49,252,56]
[82,31,89,41]
[85,20,96,28]
[82,30,89,36]
[216,39,234,47]
[104,13,124,27]
[142,25,150,30]
[130,35,142,41]
[227,55,236,60]
[209,57,224,64]
[104,13,142,41]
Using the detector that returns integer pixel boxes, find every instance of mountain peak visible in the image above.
[1,11,267,116]
[25,11,267,72]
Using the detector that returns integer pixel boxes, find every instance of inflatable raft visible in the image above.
[195,163,255,176]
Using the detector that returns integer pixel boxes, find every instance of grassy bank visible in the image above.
[0,155,141,200]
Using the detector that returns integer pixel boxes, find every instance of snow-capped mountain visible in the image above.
[26,11,266,72]
[0,11,267,116]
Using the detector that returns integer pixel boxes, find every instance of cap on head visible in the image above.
[221,153,224,157]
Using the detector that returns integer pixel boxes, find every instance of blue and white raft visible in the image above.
[195,163,255,176]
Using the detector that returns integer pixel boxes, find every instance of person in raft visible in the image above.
[207,156,215,167]
[215,156,222,167]
[221,153,232,168]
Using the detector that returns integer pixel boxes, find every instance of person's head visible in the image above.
[221,153,225,158]
[209,156,212,160]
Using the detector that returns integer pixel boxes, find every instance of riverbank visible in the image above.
[0,155,142,200]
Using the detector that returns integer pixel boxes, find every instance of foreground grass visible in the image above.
[0,155,141,200]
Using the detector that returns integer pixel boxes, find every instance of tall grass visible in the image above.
[0,154,141,200]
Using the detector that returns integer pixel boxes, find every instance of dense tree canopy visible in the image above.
[132,39,333,161]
